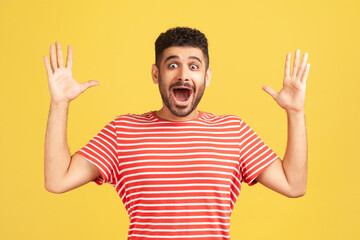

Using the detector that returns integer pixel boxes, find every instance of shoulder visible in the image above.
[199,111,244,124]
[113,111,157,124]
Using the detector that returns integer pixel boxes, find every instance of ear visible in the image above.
[205,67,212,87]
[152,64,159,84]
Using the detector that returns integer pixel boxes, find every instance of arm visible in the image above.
[43,42,100,193]
[256,49,310,198]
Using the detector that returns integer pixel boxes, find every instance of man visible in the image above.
[44,27,309,239]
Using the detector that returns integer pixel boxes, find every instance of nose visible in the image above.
[178,65,190,82]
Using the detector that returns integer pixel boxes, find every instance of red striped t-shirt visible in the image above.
[76,111,278,240]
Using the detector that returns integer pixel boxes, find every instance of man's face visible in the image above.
[152,46,211,118]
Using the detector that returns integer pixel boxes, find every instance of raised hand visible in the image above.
[262,50,310,113]
[43,42,99,104]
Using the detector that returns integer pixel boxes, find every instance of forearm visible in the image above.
[44,101,71,191]
[282,109,308,195]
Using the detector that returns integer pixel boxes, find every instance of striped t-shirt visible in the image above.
[76,111,278,240]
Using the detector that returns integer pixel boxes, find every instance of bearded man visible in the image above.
[44,27,310,239]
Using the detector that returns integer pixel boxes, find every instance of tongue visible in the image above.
[174,89,189,102]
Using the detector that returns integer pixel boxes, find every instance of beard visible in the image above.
[158,75,206,117]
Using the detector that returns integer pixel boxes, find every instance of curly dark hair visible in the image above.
[155,27,209,69]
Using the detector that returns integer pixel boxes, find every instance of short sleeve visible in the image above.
[239,119,279,186]
[75,118,118,186]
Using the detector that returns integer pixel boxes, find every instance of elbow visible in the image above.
[44,181,67,194]
[288,191,306,198]
[286,187,307,198]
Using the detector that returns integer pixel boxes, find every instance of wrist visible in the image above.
[286,108,305,118]
[50,99,70,108]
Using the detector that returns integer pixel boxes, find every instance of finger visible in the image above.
[262,85,278,99]
[55,41,64,68]
[79,80,100,93]
[300,63,310,85]
[43,56,52,76]
[66,45,73,69]
[49,44,57,72]
[292,49,300,77]
[297,52,308,79]
[284,53,291,77]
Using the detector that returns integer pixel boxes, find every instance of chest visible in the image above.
[116,125,240,192]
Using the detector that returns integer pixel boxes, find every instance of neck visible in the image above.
[156,106,199,122]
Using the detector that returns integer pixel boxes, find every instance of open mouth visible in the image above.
[172,87,193,106]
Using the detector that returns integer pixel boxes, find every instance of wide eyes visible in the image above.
[168,63,199,70]
[169,63,178,69]
[189,64,198,70]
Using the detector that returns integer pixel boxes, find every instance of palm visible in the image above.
[48,67,82,102]
[263,50,310,113]
[275,75,305,111]
[43,42,99,104]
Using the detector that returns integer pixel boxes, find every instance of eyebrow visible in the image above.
[164,55,203,65]
[189,56,202,64]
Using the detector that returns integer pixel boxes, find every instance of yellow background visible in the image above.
[0,0,359,239]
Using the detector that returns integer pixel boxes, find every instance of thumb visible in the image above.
[262,85,278,99]
[80,80,99,93]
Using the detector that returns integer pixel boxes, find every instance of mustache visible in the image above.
[169,82,195,91]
